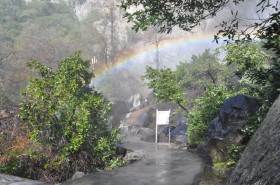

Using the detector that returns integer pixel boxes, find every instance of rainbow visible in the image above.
[93,32,220,82]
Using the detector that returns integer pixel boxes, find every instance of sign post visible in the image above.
[156,110,171,144]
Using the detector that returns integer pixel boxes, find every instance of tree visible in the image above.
[16,1,79,68]
[142,66,188,111]
[175,49,233,90]
[18,52,121,182]
[222,41,269,78]
[120,0,231,33]
[0,0,81,103]
[142,49,235,112]
[222,40,280,104]
[0,0,25,65]
[140,26,173,70]
[120,0,278,41]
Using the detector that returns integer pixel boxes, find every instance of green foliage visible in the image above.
[141,49,241,146]
[120,0,279,47]
[0,0,77,42]
[175,49,233,90]
[0,158,30,177]
[223,39,280,114]
[0,0,26,40]
[120,0,234,33]
[18,52,121,182]
[23,1,78,35]
[223,41,269,78]
[142,66,188,111]
[187,85,237,145]
[222,41,280,142]
[0,0,82,103]
[242,103,270,139]
[227,145,243,166]
[187,109,207,146]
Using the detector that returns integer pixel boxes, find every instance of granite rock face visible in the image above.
[227,95,280,185]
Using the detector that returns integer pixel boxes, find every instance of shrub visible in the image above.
[12,52,122,182]
[187,85,237,146]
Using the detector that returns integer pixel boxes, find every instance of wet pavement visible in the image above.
[0,173,45,185]
[61,137,203,185]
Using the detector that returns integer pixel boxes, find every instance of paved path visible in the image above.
[0,173,45,185]
[61,137,203,185]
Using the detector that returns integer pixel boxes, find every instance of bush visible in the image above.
[7,52,123,182]
[187,85,237,145]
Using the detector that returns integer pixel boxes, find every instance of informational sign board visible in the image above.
[156,110,170,125]
[156,110,170,144]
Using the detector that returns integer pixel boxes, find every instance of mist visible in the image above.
[0,0,275,103]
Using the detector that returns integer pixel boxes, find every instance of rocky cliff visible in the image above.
[227,95,280,184]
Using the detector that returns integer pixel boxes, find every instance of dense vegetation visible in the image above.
[134,0,280,178]
[0,53,122,183]
[1,0,280,183]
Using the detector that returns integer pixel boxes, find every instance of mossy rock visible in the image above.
[209,140,229,162]
[213,162,229,178]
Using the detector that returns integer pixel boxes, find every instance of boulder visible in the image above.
[124,150,147,164]
[71,171,85,180]
[195,141,212,164]
[119,125,139,136]
[159,113,188,143]
[206,94,259,162]
[207,94,259,141]
[121,107,154,128]
[175,135,188,143]
[175,113,187,126]
[170,124,187,137]
[136,127,155,142]
[119,125,154,142]
[227,95,280,184]
[115,143,128,157]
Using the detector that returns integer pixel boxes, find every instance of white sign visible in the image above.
[156,110,171,144]
[156,110,170,125]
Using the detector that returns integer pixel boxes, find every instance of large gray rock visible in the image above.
[159,113,188,143]
[71,171,85,180]
[124,150,147,164]
[119,125,155,142]
[121,107,153,128]
[208,94,259,141]
[206,95,259,162]
[227,95,280,185]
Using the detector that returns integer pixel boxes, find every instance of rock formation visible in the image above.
[109,99,129,128]
[125,93,143,112]
[206,94,259,162]
[227,95,280,184]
